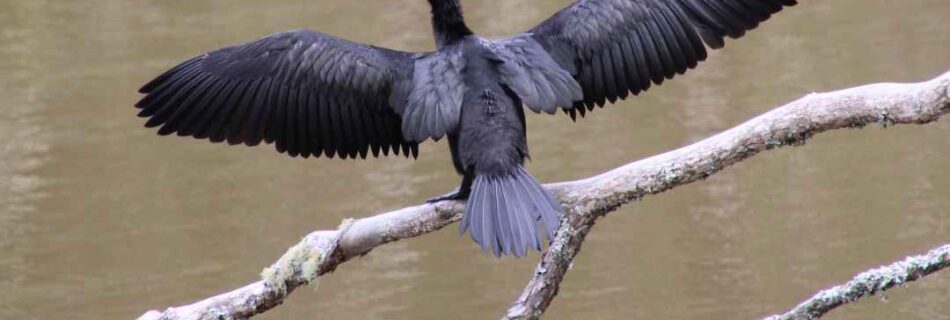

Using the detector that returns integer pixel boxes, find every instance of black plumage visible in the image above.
[135,0,796,257]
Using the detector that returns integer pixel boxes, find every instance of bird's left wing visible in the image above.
[494,0,796,119]
[137,29,462,159]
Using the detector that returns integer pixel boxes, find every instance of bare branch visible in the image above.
[503,71,950,319]
[138,70,950,320]
[137,203,464,320]
[762,244,950,320]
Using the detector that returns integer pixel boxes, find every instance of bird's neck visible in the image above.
[429,0,472,48]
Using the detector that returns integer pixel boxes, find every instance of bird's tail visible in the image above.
[461,166,561,257]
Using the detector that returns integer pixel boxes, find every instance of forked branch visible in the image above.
[138,70,950,320]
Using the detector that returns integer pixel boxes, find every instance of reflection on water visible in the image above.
[0,0,947,319]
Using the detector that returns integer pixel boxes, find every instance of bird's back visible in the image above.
[454,38,528,177]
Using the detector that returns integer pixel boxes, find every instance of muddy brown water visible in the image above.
[1,1,948,319]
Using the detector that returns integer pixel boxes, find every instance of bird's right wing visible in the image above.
[136,29,464,159]
[507,0,796,119]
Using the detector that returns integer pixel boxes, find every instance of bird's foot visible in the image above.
[426,188,469,203]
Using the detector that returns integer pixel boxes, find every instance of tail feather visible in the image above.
[506,184,532,256]
[494,181,514,256]
[482,180,498,255]
[461,166,562,257]
[513,169,560,237]
[508,179,541,255]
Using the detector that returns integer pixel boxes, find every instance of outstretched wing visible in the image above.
[136,29,434,159]
[506,0,796,119]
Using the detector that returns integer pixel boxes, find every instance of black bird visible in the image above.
[136,0,796,257]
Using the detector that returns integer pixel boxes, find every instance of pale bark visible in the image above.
[502,71,950,319]
[762,244,950,320]
[138,70,950,320]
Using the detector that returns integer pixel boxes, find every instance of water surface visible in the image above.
[0,1,948,319]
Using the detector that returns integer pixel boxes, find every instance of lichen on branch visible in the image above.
[139,71,950,320]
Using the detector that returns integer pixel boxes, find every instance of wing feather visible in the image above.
[136,29,423,159]
[176,77,226,137]
[515,0,796,117]
[226,78,262,145]
[246,80,273,144]
[161,75,217,136]
[296,89,312,158]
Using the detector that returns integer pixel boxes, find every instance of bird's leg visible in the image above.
[426,172,473,203]
[426,188,469,202]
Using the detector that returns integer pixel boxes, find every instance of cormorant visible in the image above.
[135,0,797,257]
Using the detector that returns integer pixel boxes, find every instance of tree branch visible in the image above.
[138,70,950,320]
[502,70,950,319]
[762,243,950,320]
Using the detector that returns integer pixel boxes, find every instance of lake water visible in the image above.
[0,0,948,319]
